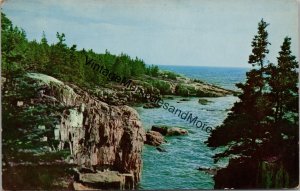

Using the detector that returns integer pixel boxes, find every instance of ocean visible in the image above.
[157,65,249,91]
[135,66,249,189]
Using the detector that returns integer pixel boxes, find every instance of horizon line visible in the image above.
[149,64,251,69]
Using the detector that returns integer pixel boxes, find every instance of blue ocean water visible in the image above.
[136,66,249,189]
[158,65,249,91]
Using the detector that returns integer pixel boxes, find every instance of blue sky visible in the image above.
[2,0,298,67]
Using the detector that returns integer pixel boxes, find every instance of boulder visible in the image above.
[143,102,160,109]
[73,170,134,190]
[145,131,165,146]
[198,167,219,176]
[151,125,188,136]
[73,182,96,190]
[165,96,174,100]
[198,98,212,105]
[151,125,168,135]
[180,98,190,101]
[167,127,188,136]
[156,147,167,152]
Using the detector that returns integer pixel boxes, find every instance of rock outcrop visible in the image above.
[4,73,146,189]
[198,167,220,176]
[143,102,161,109]
[144,131,165,146]
[91,74,237,107]
[135,75,236,97]
[72,168,135,190]
[198,98,213,105]
[151,125,188,136]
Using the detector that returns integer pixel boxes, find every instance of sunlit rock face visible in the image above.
[25,73,146,186]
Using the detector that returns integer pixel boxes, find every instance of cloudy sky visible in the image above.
[2,0,299,67]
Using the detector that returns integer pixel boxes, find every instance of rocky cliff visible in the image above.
[2,73,145,189]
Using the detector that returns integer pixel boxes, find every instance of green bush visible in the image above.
[162,71,178,80]
[148,80,172,94]
[175,84,190,96]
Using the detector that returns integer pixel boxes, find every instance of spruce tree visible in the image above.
[207,21,299,188]
[265,37,299,162]
[207,19,272,153]
[266,37,298,124]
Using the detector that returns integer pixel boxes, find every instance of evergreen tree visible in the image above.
[264,37,299,161]
[146,65,159,77]
[249,19,270,68]
[208,19,272,151]
[41,31,48,45]
[207,20,299,188]
[1,13,27,75]
[266,37,298,124]
[38,32,50,73]
[248,19,271,93]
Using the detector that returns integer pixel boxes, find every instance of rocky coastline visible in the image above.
[2,72,235,190]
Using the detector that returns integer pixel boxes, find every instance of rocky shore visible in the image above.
[2,72,235,190]
[91,73,236,107]
[2,73,145,189]
[144,125,188,148]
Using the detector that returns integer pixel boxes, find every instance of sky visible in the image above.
[2,0,299,67]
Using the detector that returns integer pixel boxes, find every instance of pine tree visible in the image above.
[1,13,27,89]
[266,37,298,124]
[207,21,299,188]
[264,37,299,160]
[41,31,48,45]
[207,19,272,152]
[248,19,271,93]
[38,31,50,73]
[249,19,270,68]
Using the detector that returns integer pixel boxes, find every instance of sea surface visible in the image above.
[136,66,249,189]
[158,65,249,91]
